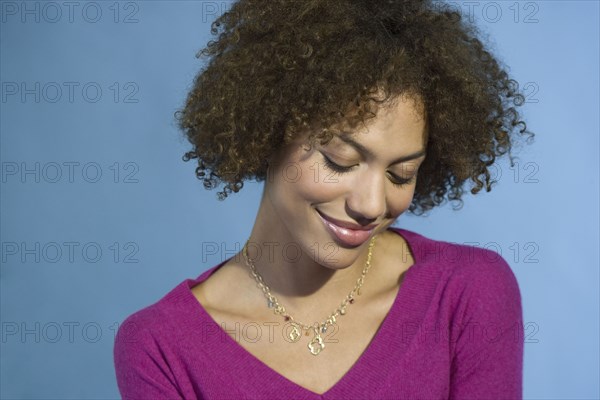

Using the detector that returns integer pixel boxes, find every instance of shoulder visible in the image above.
[113,280,190,356]
[394,227,522,316]
[397,228,519,286]
[113,284,193,398]
[113,300,169,367]
[389,228,524,392]
[114,303,162,347]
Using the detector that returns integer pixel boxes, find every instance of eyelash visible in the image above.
[321,154,415,187]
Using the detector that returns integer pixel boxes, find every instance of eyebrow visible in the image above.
[337,134,426,165]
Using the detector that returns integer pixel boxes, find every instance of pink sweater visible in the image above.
[113,228,524,399]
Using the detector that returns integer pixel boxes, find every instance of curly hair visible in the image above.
[175,0,534,215]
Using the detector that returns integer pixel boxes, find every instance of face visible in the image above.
[263,94,427,268]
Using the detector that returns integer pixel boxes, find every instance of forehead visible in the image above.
[330,94,427,152]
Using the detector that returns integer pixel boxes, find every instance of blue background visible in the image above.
[1,1,598,398]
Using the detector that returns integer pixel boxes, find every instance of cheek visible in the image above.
[294,164,347,203]
[386,185,417,217]
[271,155,348,203]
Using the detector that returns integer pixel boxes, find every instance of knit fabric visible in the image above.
[114,227,524,399]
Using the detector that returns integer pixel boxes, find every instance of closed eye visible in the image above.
[321,153,416,187]
[321,153,356,173]
[387,172,415,187]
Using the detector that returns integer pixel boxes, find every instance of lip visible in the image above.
[316,210,378,231]
[316,209,376,247]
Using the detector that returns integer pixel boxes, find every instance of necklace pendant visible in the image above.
[308,333,325,355]
[288,325,301,342]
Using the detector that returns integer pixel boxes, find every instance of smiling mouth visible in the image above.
[316,209,376,247]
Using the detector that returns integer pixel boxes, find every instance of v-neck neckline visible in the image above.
[182,227,425,399]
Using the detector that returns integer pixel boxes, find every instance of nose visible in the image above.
[345,171,387,223]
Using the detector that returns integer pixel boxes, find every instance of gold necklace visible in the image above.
[241,235,377,356]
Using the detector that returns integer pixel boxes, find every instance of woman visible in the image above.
[114,0,533,398]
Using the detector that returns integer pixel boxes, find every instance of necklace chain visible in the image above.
[241,235,377,355]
